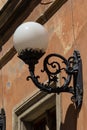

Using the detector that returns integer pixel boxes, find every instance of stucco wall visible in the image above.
[0,0,87,130]
[0,0,8,9]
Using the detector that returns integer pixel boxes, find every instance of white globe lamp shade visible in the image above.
[13,22,49,53]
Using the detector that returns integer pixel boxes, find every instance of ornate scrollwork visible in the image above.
[42,53,71,86]
[18,49,83,109]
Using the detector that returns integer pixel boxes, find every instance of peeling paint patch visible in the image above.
[64,43,73,54]
[6,81,11,88]
[54,18,73,54]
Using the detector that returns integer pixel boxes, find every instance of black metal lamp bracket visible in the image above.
[18,50,83,109]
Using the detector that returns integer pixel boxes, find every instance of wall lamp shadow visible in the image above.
[13,22,83,109]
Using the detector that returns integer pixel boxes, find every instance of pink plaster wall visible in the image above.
[0,0,87,130]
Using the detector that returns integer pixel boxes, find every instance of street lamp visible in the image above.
[13,22,83,109]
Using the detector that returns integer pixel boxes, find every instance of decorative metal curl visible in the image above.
[18,49,83,109]
[42,53,70,86]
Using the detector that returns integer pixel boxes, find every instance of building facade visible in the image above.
[0,0,87,130]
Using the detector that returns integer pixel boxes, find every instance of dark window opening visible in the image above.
[33,108,56,130]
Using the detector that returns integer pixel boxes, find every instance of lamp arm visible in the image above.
[18,49,83,108]
[28,68,53,93]
[28,66,74,94]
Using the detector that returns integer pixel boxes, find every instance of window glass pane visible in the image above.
[51,111,56,130]
[34,118,46,130]
[0,126,2,130]
[33,108,56,130]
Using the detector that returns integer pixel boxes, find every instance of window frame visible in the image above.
[13,90,61,130]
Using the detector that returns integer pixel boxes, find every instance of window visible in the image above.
[13,91,61,130]
[0,108,6,130]
[33,107,56,130]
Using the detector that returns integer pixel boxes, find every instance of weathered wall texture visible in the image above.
[0,0,8,9]
[0,0,87,130]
